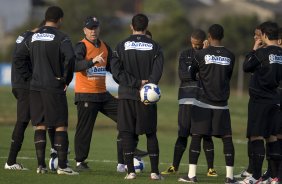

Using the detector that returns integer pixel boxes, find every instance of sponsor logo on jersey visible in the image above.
[204,55,231,65]
[269,54,282,64]
[31,33,55,42]
[86,66,106,77]
[16,36,24,44]
[124,41,153,51]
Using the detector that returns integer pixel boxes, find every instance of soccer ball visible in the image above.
[140,83,161,104]
[134,157,145,173]
[49,157,58,171]
[125,157,145,173]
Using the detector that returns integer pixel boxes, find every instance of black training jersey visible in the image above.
[279,81,282,107]
[15,26,75,94]
[178,48,200,101]
[244,45,282,104]
[11,31,34,89]
[111,34,164,100]
[191,46,235,106]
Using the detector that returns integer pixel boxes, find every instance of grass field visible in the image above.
[0,86,266,184]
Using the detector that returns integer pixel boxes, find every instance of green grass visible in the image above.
[0,86,265,184]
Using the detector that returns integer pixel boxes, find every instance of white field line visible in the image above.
[0,139,248,169]
[233,139,247,144]
[0,156,246,169]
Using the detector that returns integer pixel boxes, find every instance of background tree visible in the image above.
[219,15,260,89]
[1,0,272,91]
[143,0,193,84]
[57,0,130,45]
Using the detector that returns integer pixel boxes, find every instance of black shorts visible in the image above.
[117,99,157,135]
[30,90,68,127]
[12,88,30,123]
[178,104,192,137]
[190,105,232,137]
[247,99,280,138]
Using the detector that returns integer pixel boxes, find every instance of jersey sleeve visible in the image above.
[74,42,94,72]
[178,50,194,82]
[190,52,200,81]
[60,36,75,85]
[243,50,261,73]
[104,42,113,72]
[110,43,141,88]
[148,44,164,84]
[228,53,235,79]
[13,38,32,81]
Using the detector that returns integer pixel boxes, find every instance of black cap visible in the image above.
[84,16,100,29]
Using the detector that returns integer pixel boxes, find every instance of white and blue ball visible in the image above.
[140,83,161,104]
[49,157,58,171]
[124,157,145,173]
[133,157,145,173]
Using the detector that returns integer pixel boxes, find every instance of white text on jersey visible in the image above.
[269,54,282,64]
[31,33,55,42]
[204,55,231,65]
[86,66,106,77]
[16,36,24,44]
[124,41,153,51]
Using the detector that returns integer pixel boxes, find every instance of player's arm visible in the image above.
[74,42,95,72]
[110,44,141,88]
[13,39,32,81]
[228,54,236,79]
[243,50,261,73]
[190,54,200,81]
[105,44,120,84]
[243,38,264,73]
[60,36,75,86]
[104,42,112,72]
[148,45,164,84]
[178,50,192,82]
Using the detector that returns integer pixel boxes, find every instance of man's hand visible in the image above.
[140,80,148,89]
[253,39,264,50]
[203,40,209,49]
[140,80,149,105]
[92,52,104,64]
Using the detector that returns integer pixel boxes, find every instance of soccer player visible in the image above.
[235,25,265,179]
[278,27,282,182]
[4,25,38,171]
[239,21,282,184]
[4,21,59,170]
[74,16,147,172]
[178,24,237,184]
[14,6,78,175]
[73,15,120,171]
[111,13,164,180]
[162,29,217,177]
[279,27,282,47]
